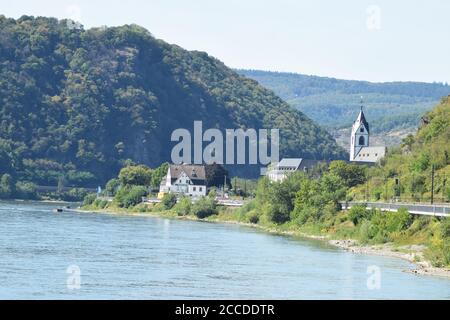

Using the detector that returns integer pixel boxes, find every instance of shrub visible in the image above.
[93,198,108,209]
[83,193,97,206]
[161,193,177,210]
[192,196,217,219]
[115,185,147,208]
[246,210,260,224]
[384,208,412,232]
[174,196,191,216]
[441,217,450,239]
[105,178,120,196]
[61,188,89,202]
[15,181,38,200]
[348,205,372,225]
[293,205,320,226]
[0,174,14,199]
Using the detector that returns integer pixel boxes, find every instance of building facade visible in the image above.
[349,106,386,163]
[159,164,207,198]
[266,158,322,182]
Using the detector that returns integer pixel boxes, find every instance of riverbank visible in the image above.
[77,204,450,279]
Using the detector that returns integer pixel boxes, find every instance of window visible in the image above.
[375,153,378,156]
[359,136,365,145]
[193,187,196,191]
[360,127,364,132]
[199,187,202,192]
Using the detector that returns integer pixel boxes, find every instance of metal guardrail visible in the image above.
[342,201,450,217]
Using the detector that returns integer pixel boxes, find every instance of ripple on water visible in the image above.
[1,201,450,299]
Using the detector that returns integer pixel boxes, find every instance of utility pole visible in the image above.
[394,178,400,200]
[443,174,447,202]
[431,165,435,205]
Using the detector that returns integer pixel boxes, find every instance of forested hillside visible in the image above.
[0,16,346,188]
[238,70,450,147]
[351,96,450,203]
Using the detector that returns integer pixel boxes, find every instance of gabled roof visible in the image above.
[277,158,303,169]
[169,164,206,185]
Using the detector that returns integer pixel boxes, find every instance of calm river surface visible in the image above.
[1,201,449,299]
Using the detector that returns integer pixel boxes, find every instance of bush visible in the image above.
[115,185,147,208]
[161,193,177,210]
[0,173,14,199]
[174,197,191,216]
[246,210,260,224]
[93,198,108,209]
[83,193,97,206]
[105,178,120,196]
[359,219,373,243]
[15,181,38,200]
[348,205,373,225]
[441,217,450,239]
[384,208,412,233]
[192,196,217,219]
[293,205,320,226]
[61,188,89,202]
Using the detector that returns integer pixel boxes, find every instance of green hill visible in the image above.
[351,96,450,203]
[0,16,345,186]
[238,69,450,147]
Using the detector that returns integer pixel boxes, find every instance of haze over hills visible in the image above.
[0,15,346,186]
[238,69,450,149]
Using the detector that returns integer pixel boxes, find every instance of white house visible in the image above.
[159,164,207,198]
[266,158,322,182]
[349,105,386,163]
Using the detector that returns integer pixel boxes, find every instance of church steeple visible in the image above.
[355,98,369,133]
[350,99,370,161]
[349,98,386,163]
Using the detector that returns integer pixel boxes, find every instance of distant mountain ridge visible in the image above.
[0,16,346,186]
[238,69,450,148]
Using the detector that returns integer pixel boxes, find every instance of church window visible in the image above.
[360,127,364,132]
[359,136,365,145]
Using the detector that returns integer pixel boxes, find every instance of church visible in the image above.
[349,104,386,163]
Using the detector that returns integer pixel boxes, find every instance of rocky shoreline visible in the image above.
[329,239,450,279]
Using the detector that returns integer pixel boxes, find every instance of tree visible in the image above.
[114,185,147,208]
[328,160,366,188]
[105,178,120,196]
[0,174,14,199]
[161,193,177,209]
[150,162,168,188]
[192,196,217,218]
[118,165,152,186]
[174,196,191,216]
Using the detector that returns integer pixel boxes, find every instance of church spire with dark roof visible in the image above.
[355,97,369,133]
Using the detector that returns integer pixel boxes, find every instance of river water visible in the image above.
[0,201,449,299]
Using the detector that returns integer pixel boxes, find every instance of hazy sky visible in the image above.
[3,0,450,83]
